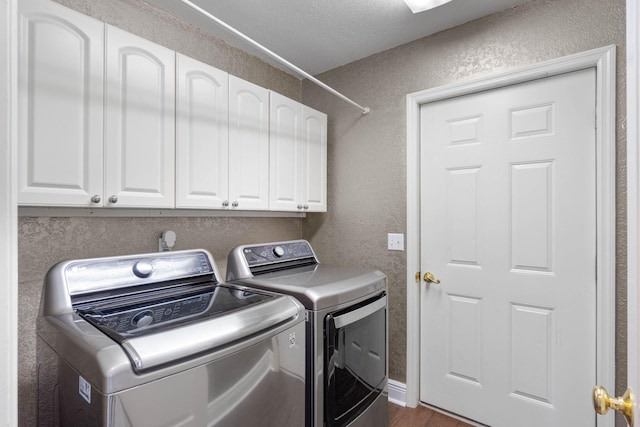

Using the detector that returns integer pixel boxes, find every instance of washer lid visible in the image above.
[116,293,301,371]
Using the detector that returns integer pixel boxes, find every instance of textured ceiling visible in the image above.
[145,0,531,76]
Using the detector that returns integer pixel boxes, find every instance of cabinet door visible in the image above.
[176,54,229,209]
[301,106,327,212]
[18,0,104,206]
[269,92,302,211]
[228,75,269,210]
[104,25,175,208]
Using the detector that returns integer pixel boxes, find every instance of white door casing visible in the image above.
[406,46,616,427]
[420,69,595,426]
[1,0,18,424]
[627,0,640,425]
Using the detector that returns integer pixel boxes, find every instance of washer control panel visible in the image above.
[65,251,215,296]
[243,241,316,266]
[81,291,214,334]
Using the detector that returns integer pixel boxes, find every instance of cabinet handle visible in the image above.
[232,201,239,208]
[109,195,118,204]
[303,204,309,210]
[222,200,229,207]
[91,195,101,204]
[297,204,303,210]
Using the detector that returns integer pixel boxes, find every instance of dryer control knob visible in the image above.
[133,261,153,278]
[273,246,285,258]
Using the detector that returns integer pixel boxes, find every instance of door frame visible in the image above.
[405,46,617,427]
[627,0,640,425]
[1,0,18,425]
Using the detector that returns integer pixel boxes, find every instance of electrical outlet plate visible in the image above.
[388,233,404,251]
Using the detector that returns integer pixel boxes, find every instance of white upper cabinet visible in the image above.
[18,0,327,213]
[18,0,104,206]
[228,75,270,211]
[175,54,229,209]
[104,25,175,208]
[269,92,327,212]
[269,92,302,211]
[301,105,327,212]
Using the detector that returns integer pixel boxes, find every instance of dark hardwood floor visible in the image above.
[389,402,476,427]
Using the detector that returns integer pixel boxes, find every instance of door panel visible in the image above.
[228,75,269,210]
[176,54,229,209]
[420,69,596,427]
[18,0,104,206]
[104,25,175,208]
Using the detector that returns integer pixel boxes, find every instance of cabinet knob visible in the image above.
[297,204,304,210]
[91,195,101,204]
[303,204,309,210]
[232,201,239,208]
[222,200,229,207]
[108,195,118,204]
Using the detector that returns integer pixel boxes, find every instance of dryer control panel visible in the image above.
[242,240,316,267]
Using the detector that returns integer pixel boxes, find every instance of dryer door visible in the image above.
[324,293,387,427]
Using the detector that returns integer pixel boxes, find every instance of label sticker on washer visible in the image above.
[289,332,296,348]
[79,376,91,404]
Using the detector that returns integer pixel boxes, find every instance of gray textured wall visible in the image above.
[17,0,304,425]
[301,0,626,407]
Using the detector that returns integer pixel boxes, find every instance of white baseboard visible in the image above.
[388,379,407,407]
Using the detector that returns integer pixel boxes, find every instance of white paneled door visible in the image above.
[420,69,596,426]
[104,25,175,208]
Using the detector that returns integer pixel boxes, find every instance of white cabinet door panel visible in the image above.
[176,54,229,209]
[269,92,327,212]
[270,92,302,211]
[302,106,327,212]
[228,75,269,211]
[18,0,104,206]
[105,25,175,208]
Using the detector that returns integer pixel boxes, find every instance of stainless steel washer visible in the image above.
[37,249,306,427]
[226,240,388,427]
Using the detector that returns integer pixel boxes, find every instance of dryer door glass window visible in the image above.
[324,293,387,427]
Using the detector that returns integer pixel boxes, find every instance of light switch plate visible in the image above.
[388,233,404,251]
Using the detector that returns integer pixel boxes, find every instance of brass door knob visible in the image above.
[423,272,441,284]
[593,386,634,426]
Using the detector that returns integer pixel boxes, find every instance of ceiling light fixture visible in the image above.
[404,0,453,14]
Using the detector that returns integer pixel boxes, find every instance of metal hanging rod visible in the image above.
[175,0,371,114]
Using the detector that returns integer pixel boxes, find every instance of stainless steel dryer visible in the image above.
[37,249,305,427]
[226,240,388,427]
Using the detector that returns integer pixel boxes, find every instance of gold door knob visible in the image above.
[423,272,441,284]
[593,386,634,426]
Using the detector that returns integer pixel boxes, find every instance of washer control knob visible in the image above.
[131,310,154,328]
[273,246,285,258]
[133,261,153,278]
